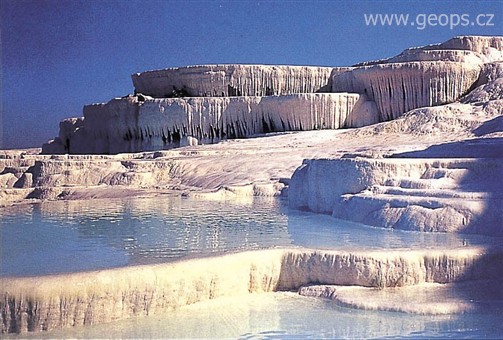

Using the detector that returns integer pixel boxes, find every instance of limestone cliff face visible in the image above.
[331,61,481,121]
[286,36,503,235]
[434,36,503,62]
[356,36,503,66]
[43,36,501,155]
[45,93,377,154]
[333,36,502,121]
[132,64,336,98]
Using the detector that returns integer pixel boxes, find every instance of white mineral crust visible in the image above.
[132,64,337,97]
[47,93,376,154]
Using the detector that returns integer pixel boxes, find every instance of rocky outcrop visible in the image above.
[432,35,503,62]
[355,36,503,66]
[17,35,503,235]
[289,156,503,235]
[334,36,503,121]
[42,118,85,154]
[42,36,502,155]
[461,77,503,103]
[286,36,503,235]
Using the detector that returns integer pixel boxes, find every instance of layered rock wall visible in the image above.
[356,36,503,66]
[288,157,503,235]
[43,36,502,154]
[331,62,481,121]
[132,64,336,98]
[44,93,377,154]
[2,247,501,334]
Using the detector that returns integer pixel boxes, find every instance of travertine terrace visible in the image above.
[1,35,502,335]
[41,36,502,154]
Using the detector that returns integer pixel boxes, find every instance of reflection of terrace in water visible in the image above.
[2,196,500,278]
[0,197,292,275]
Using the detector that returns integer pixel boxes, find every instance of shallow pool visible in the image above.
[0,195,498,276]
[14,292,503,339]
[2,195,502,338]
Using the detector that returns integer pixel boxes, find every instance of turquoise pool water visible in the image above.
[0,195,497,276]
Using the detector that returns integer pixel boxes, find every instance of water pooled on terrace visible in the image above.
[1,195,497,276]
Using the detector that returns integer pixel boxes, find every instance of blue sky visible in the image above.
[1,0,502,149]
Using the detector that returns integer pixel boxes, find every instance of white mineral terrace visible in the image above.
[2,35,502,335]
[42,36,502,156]
[289,157,503,235]
[331,61,481,121]
[2,246,502,333]
[131,64,336,98]
[63,92,376,154]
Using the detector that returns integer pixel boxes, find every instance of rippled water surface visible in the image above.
[0,195,498,276]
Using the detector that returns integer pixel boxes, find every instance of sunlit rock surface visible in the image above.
[42,36,502,155]
[2,246,502,334]
[2,35,503,336]
[287,92,502,235]
[331,61,481,121]
[5,36,503,219]
[288,36,503,235]
[132,64,335,98]
[332,36,502,120]
[289,156,503,235]
[46,93,376,154]
[356,36,503,66]
[299,280,503,315]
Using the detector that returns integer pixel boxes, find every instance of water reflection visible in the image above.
[0,196,291,276]
[0,196,500,276]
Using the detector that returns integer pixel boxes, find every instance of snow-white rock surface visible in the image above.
[461,77,503,103]
[132,64,336,98]
[331,61,481,121]
[432,36,503,62]
[43,93,377,154]
[285,36,503,235]
[289,56,502,234]
[43,36,502,155]
[2,246,502,333]
[289,156,503,233]
[12,36,503,236]
[333,36,503,121]
[299,280,503,315]
[356,36,503,66]
[288,90,503,236]
[3,35,503,335]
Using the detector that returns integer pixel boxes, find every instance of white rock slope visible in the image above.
[334,36,503,120]
[289,157,503,235]
[355,36,503,66]
[43,36,503,155]
[288,35,503,235]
